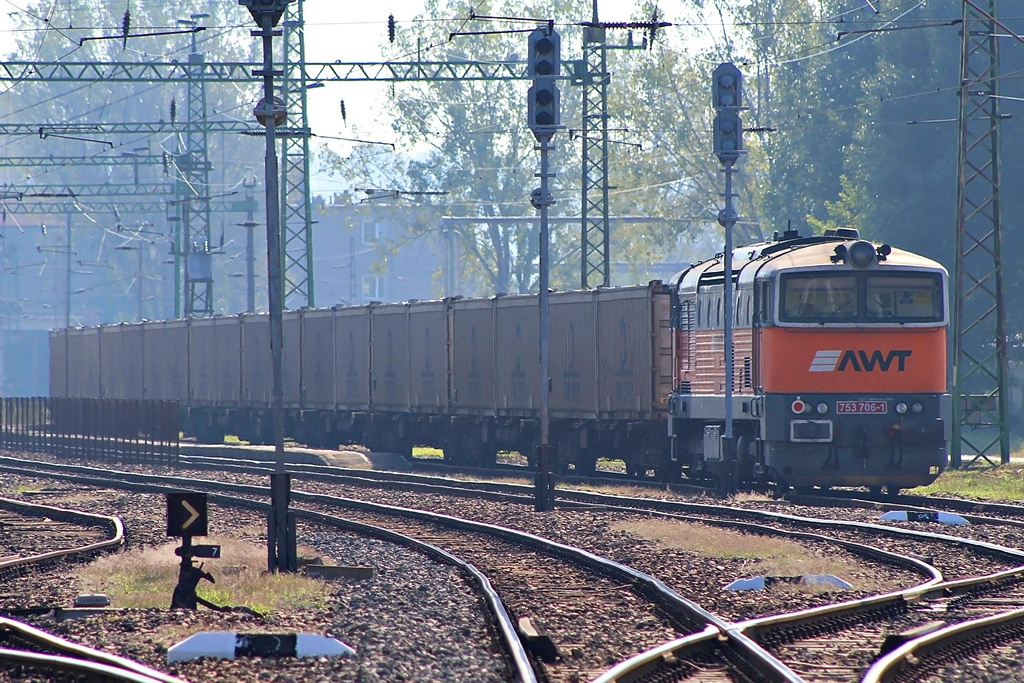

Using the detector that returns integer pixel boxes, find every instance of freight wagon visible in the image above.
[50,283,674,477]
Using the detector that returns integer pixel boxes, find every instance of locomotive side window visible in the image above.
[780,274,857,321]
[866,274,943,321]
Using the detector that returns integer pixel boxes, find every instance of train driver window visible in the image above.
[780,274,857,321]
[866,274,943,322]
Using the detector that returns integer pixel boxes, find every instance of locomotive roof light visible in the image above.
[895,402,908,414]
[876,243,892,261]
[831,244,848,264]
[911,402,924,414]
[847,240,876,268]
[816,402,828,414]
[791,398,809,414]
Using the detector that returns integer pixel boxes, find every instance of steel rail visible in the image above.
[209,495,537,683]
[791,489,1024,526]
[0,499,178,683]
[0,496,124,575]
[167,454,991,579]
[0,647,171,682]
[0,458,805,683]
[538,487,1024,563]
[861,606,1024,683]
[0,617,187,683]
[590,626,721,683]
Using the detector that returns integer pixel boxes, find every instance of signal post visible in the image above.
[527,25,562,512]
[239,0,298,572]
[712,63,746,495]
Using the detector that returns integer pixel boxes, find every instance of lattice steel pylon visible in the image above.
[280,0,315,309]
[580,22,610,289]
[178,26,214,317]
[951,0,1009,467]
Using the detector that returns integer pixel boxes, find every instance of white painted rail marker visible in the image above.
[167,632,355,663]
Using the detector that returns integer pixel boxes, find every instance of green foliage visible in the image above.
[912,464,1024,501]
[806,175,866,235]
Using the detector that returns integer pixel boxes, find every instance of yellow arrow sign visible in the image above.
[182,500,201,530]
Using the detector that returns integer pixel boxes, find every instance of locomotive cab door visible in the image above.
[752,278,772,393]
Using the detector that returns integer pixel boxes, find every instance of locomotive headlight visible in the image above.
[848,240,876,268]
[791,398,808,414]
[816,402,828,414]
[911,402,924,414]
[895,402,908,414]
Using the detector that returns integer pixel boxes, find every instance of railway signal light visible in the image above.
[712,62,745,164]
[527,27,561,139]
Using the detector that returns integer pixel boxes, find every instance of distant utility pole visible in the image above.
[241,178,259,313]
[177,13,214,317]
[951,0,1011,468]
[281,0,316,310]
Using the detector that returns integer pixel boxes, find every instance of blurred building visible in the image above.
[312,192,446,306]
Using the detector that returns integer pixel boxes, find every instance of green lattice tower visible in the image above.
[580,24,610,289]
[281,0,315,308]
[180,29,214,317]
[951,0,1010,467]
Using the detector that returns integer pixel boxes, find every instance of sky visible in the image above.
[0,0,675,197]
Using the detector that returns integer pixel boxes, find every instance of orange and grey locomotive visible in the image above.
[668,227,949,493]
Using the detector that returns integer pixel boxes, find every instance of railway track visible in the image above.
[0,614,187,683]
[13,452,1024,681]
[0,496,181,682]
[154,454,1024,682]
[0,455,806,683]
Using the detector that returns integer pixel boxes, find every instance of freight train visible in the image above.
[50,227,950,492]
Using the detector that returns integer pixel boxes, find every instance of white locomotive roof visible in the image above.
[674,231,946,294]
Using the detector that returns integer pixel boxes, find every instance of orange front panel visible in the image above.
[760,327,946,393]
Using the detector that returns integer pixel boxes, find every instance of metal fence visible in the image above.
[0,397,179,465]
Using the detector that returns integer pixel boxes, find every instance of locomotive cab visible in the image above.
[669,228,950,492]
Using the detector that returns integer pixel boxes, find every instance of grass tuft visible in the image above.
[411,446,444,458]
[78,537,331,612]
[910,464,1024,501]
[614,519,864,585]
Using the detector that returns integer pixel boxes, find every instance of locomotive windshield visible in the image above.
[780,271,944,324]
[781,274,857,320]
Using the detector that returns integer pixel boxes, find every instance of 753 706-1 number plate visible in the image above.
[836,400,888,414]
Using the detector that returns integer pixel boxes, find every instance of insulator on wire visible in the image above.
[388,14,396,43]
[170,98,177,123]
[162,152,168,174]
[122,8,131,48]
[340,100,347,123]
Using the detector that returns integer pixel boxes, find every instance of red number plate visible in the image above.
[836,401,888,414]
